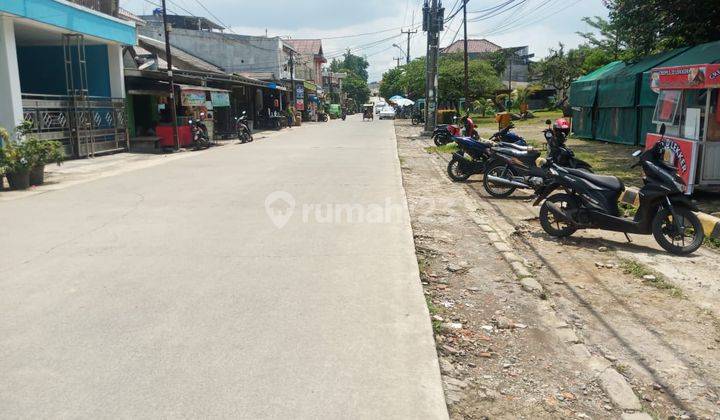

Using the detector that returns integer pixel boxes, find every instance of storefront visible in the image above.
[646,64,720,193]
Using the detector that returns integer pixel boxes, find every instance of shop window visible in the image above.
[653,89,681,125]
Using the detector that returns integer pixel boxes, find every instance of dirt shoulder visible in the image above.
[396,119,720,419]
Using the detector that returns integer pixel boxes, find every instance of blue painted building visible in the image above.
[0,0,136,156]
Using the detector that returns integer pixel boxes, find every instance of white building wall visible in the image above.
[0,16,23,138]
[107,43,125,98]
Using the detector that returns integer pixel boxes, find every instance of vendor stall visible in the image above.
[645,64,720,193]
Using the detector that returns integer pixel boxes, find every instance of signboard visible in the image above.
[181,90,206,107]
[295,84,305,111]
[210,91,230,107]
[645,133,699,194]
[651,64,720,90]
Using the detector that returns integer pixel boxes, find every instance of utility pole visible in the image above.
[401,28,417,64]
[462,0,469,112]
[393,57,402,68]
[161,0,179,150]
[423,0,443,132]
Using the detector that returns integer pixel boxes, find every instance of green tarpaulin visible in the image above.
[571,107,594,138]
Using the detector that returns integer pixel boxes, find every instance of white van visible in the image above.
[375,102,387,114]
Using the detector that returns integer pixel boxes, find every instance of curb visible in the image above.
[423,146,648,416]
[619,187,720,239]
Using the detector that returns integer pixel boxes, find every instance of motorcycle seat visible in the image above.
[498,142,530,151]
[566,168,624,192]
[494,147,540,159]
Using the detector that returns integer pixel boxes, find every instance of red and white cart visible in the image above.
[646,64,720,194]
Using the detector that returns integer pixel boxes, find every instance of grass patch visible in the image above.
[705,236,720,252]
[424,143,458,154]
[620,259,684,298]
[425,295,443,334]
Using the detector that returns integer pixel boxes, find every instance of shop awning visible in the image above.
[303,81,317,92]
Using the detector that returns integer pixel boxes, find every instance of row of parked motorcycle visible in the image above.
[432,116,704,255]
[188,111,254,150]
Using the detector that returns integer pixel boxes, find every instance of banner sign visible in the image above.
[210,91,230,107]
[181,90,206,107]
[645,133,699,194]
[295,84,305,111]
[651,64,720,91]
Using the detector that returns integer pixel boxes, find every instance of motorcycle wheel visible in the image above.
[433,135,444,147]
[447,157,471,182]
[238,131,246,143]
[539,193,578,237]
[652,206,704,255]
[411,117,418,125]
[483,163,517,198]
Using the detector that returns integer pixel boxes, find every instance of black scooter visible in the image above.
[235,111,253,143]
[482,119,591,197]
[535,124,704,255]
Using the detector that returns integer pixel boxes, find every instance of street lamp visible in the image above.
[392,43,406,59]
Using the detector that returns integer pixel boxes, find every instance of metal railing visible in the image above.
[67,0,119,16]
[22,94,128,158]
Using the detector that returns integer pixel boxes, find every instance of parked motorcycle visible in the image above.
[482,118,591,197]
[535,124,703,255]
[489,123,526,144]
[411,111,424,126]
[433,115,479,146]
[190,113,211,150]
[447,135,529,182]
[235,111,253,143]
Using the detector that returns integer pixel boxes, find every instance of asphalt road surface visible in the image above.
[0,116,447,418]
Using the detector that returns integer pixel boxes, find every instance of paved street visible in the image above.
[0,117,447,418]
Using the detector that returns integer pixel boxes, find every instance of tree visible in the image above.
[585,1,720,60]
[342,72,371,106]
[378,54,501,105]
[533,43,586,104]
[330,52,370,82]
[577,16,625,60]
[330,52,371,106]
[379,67,405,99]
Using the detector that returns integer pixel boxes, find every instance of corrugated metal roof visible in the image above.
[284,39,323,55]
[138,35,224,73]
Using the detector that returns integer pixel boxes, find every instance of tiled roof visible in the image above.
[284,39,323,56]
[441,39,502,54]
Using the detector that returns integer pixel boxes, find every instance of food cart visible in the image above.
[646,64,720,194]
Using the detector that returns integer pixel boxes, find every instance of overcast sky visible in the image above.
[121,0,610,81]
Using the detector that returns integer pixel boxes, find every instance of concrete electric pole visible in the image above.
[393,57,402,68]
[463,0,469,112]
[401,28,417,64]
[423,0,443,132]
[161,0,179,150]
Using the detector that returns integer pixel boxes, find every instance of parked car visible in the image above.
[375,102,387,114]
[379,106,396,120]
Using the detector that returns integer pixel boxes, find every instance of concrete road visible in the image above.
[0,116,447,419]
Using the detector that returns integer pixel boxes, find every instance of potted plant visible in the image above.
[0,141,32,190]
[26,138,63,186]
[0,126,8,190]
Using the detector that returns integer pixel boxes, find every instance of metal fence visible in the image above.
[22,94,128,158]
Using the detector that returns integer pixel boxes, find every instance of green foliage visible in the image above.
[330,52,371,107]
[603,0,720,59]
[379,67,405,99]
[0,121,64,175]
[533,43,586,103]
[379,54,501,104]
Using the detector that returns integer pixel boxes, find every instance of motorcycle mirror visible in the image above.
[659,123,666,136]
[545,119,552,125]
[242,111,247,115]
[632,150,642,157]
